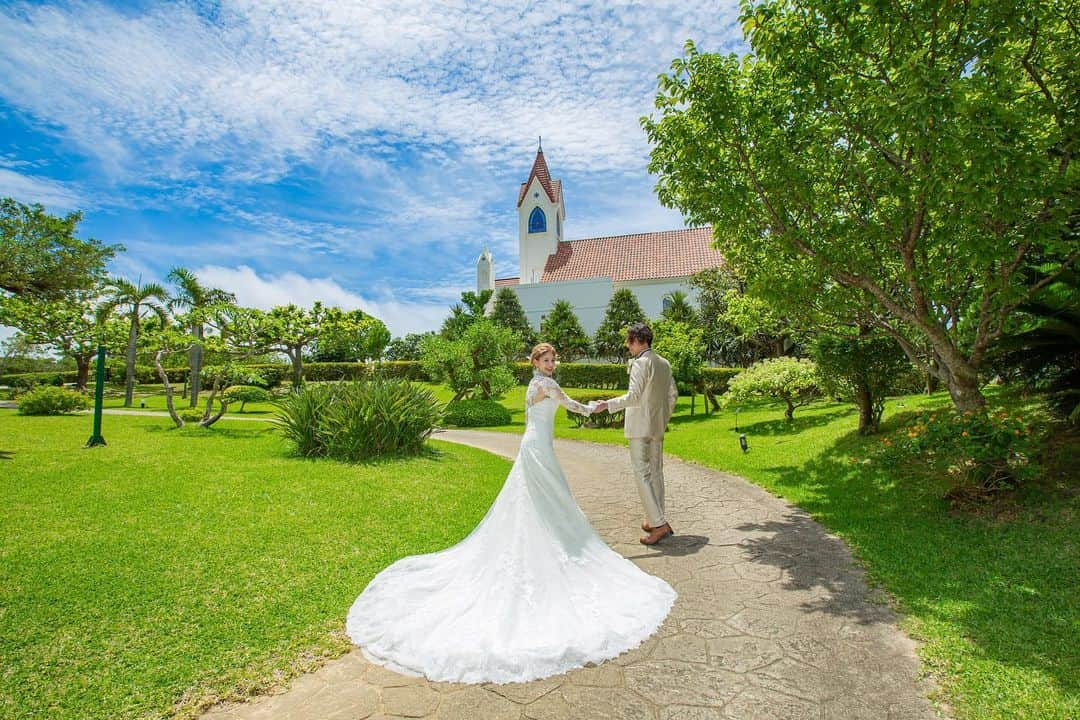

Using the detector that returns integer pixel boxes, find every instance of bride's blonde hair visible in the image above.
[530,342,557,364]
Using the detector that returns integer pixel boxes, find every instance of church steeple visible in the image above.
[476,244,494,292]
[517,142,566,284]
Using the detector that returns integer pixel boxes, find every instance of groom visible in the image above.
[595,323,679,546]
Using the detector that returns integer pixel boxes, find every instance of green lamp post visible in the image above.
[85,345,106,447]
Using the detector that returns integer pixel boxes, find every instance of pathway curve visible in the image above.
[201,430,940,720]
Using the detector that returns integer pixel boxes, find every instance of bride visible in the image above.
[345,342,676,684]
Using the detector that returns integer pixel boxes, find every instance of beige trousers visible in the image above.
[629,437,666,528]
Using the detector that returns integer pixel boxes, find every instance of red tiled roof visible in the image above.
[540,227,722,283]
[494,276,520,287]
[517,149,560,207]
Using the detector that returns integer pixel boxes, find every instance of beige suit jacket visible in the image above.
[605,349,678,439]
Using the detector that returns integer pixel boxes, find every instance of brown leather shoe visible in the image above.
[640,523,674,545]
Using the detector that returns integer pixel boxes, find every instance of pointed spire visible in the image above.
[517,141,558,207]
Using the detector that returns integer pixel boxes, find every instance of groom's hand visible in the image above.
[595,401,609,413]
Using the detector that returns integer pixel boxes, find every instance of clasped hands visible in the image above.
[587,400,610,414]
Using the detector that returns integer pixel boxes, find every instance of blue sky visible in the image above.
[0,0,745,337]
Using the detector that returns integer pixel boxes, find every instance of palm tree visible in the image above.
[662,290,697,324]
[96,278,170,407]
[167,267,236,407]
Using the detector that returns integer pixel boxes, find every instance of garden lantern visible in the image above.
[739,434,748,453]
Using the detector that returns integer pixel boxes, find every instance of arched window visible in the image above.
[528,207,546,233]
[662,296,674,312]
[556,213,561,239]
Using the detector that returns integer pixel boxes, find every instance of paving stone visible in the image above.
[651,634,709,663]
[723,686,820,720]
[565,663,623,687]
[381,685,440,718]
[301,683,379,720]
[706,636,783,673]
[433,687,520,720]
[624,660,744,707]
[660,706,727,720]
[486,679,561,705]
[556,685,657,720]
[364,665,425,688]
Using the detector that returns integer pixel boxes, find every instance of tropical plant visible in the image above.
[166,267,236,407]
[540,300,590,361]
[661,290,697,324]
[644,1,1079,412]
[594,289,647,361]
[420,319,519,401]
[384,332,434,361]
[96,278,170,407]
[274,380,442,461]
[652,319,707,414]
[723,357,821,422]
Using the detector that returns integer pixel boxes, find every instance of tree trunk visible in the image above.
[154,349,183,428]
[945,366,987,414]
[188,323,203,407]
[290,347,303,388]
[784,399,795,422]
[124,316,138,407]
[201,368,229,426]
[855,381,876,435]
[75,354,92,391]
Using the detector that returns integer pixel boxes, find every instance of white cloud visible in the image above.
[193,264,450,336]
[0,168,85,211]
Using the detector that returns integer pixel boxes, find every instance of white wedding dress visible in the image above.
[345,372,677,684]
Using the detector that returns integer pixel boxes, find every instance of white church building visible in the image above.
[476,145,724,336]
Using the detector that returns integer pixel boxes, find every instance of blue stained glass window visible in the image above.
[528,207,546,233]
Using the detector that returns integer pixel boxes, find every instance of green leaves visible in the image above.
[540,299,590,361]
[594,289,647,361]
[724,356,821,421]
[420,319,520,401]
[274,380,442,461]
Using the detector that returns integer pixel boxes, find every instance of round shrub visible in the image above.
[443,399,512,427]
[17,386,90,416]
[222,385,272,412]
[178,408,204,423]
[274,379,442,461]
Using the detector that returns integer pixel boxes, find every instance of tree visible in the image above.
[594,289,647,362]
[661,290,697,324]
[490,287,536,356]
[420,319,519,402]
[540,300,590,361]
[724,357,821,422]
[689,267,748,366]
[256,303,330,387]
[310,309,391,362]
[0,198,120,299]
[0,290,102,389]
[645,2,1079,413]
[440,290,494,340]
[385,332,434,361]
[167,267,236,407]
[811,328,914,434]
[96,278,170,407]
[652,319,707,415]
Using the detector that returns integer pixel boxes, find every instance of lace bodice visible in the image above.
[525,371,593,415]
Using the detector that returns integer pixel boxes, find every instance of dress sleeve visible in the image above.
[538,377,594,415]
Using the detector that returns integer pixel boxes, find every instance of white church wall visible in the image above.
[616,278,699,319]
[512,277,613,336]
[517,176,562,283]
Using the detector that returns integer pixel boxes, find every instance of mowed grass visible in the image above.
[0,411,510,720]
[465,384,1079,720]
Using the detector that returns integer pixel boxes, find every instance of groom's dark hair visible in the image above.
[627,323,653,346]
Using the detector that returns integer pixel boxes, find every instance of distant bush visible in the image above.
[563,391,625,429]
[443,399,512,427]
[274,379,442,461]
[17,386,90,416]
[178,408,204,423]
[222,385,272,412]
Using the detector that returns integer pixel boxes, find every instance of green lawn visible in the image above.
[0,411,510,720]
[468,385,1079,720]
[3,385,1077,720]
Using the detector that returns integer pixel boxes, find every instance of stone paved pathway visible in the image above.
[201,430,941,720]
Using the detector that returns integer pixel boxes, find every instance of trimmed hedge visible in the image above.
[443,399,513,427]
